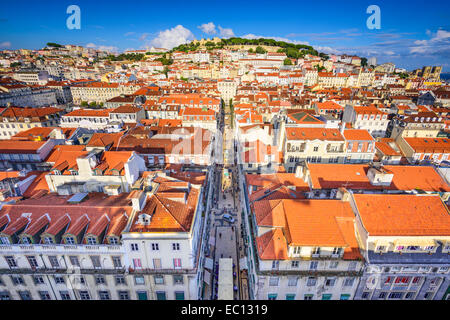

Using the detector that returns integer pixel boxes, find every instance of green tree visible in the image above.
[283,58,293,66]
[255,46,267,54]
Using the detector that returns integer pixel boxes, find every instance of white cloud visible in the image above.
[86,43,119,53]
[198,22,216,35]
[0,41,11,48]
[431,29,450,42]
[124,32,135,37]
[409,29,450,56]
[218,26,235,38]
[315,46,341,55]
[150,25,195,49]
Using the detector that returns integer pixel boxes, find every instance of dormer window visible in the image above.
[0,237,10,245]
[21,236,31,244]
[332,247,343,256]
[44,237,54,244]
[65,237,75,245]
[86,236,97,245]
[108,237,119,245]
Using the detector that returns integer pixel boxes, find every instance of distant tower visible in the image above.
[368,57,377,66]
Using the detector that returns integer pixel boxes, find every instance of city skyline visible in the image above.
[1,0,450,71]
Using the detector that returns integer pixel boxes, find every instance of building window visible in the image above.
[322,294,332,300]
[156,291,166,300]
[33,276,44,285]
[268,293,277,300]
[134,276,145,285]
[18,291,32,300]
[39,291,52,300]
[90,256,101,269]
[291,260,299,268]
[60,291,71,300]
[340,294,350,300]
[309,261,318,270]
[79,291,91,300]
[269,277,279,286]
[130,243,139,251]
[11,275,24,285]
[325,278,336,287]
[173,258,182,269]
[112,256,122,268]
[0,291,10,300]
[288,277,298,287]
[87,236,97,245]
[172,243,180,251]
[307,277,317,287]
[343,277,355,287]
[54,276,65,285]
[173,275,184,285]
[388,292,403,300]
[118,291,130,300]
[154,275,164,285]
[69,256,80,267]
[133,258,142,269]
[4,256,17,269]
[109,237,119,245]
[48,256,60,268]
[95,275,106,285]
[151,243,159,251]
[175,291,185,300]
[26,256,38,268]
[304,294,313,300]
[99,291,110,300]
[329,261,339,269]
[115,275,126,285]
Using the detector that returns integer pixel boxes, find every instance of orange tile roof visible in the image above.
[353,194,450,236]
[308,164,450,192]
[285,127,344,141]
[343,129,374,141]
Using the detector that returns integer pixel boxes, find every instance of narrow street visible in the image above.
[205,100,248,300]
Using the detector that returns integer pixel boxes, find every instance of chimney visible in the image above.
[129,190,146,211]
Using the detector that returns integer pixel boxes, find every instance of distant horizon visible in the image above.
[1,0,449,72]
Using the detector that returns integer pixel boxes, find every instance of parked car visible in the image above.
[222,214,235,223]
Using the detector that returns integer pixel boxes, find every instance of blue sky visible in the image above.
[1,0,449,71]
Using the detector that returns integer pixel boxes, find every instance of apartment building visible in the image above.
[395,136,450,165]
[217,80,238,102]
[0,85,58,108]
[343,129,375,163]
[343,105,389,138]
[0,172,209,300]
[283,127,346,173]
[45,149,147,195]
[60,109,120,131]
[70,82,140,105]
[0,107,64,140]
[181,108,217,133]
[390,112,445,139]
[248,199,363,300]
[0,140,56,171]
[12,71,49,85]
[351,194,450,300]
